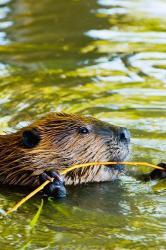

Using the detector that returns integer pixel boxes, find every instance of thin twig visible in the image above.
[5,161,164,215]
[60,161,164,175]
[5,180,52,215]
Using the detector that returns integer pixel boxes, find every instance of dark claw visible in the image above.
[39,172,51,182]
[46,170,64,182]
[43,182,67,198]
[39,170,66,199]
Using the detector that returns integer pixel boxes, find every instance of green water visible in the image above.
[0,0,166,249]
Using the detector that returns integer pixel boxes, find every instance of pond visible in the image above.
[0,0,166,249]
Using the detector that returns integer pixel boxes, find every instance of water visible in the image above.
[0,0,166,249]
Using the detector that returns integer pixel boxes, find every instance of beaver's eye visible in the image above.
[79,127,90,134]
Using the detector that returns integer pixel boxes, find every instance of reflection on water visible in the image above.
[0,0,166,249]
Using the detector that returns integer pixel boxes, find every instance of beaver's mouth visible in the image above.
[107,144,130,172]
[111,164,125,172]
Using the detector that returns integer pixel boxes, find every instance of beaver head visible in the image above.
[0,113,130,186]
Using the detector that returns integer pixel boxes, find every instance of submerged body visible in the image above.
[0,113,130,189]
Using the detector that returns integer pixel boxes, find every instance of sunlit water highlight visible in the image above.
[0,0,166,249]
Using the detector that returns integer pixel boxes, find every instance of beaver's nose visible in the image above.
[118,127,130,143]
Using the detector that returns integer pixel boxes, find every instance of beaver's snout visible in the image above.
[97,123,130,145]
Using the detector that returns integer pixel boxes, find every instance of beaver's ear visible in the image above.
[22,128,40,148]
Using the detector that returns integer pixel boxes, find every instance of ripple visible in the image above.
[97,8,127,15]
[86,30,166,44]
[133,138,166,151]
[0,62,10,76]
[0,0,166,248]
[129,52,166,84]
[98,0,166,20]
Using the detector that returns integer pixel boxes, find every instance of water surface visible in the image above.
[0,0,166,249]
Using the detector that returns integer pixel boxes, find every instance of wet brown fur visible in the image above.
[0,113,129,187]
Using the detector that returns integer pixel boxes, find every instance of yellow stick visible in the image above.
[60,161,164,175]
[5,180,52,215]
[5,161,164,215]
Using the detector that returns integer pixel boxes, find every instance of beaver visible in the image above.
[0,112,165,198]
[0,112,130,197]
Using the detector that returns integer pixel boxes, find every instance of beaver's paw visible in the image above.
[149,163,166,180]
[39,171,67,199]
